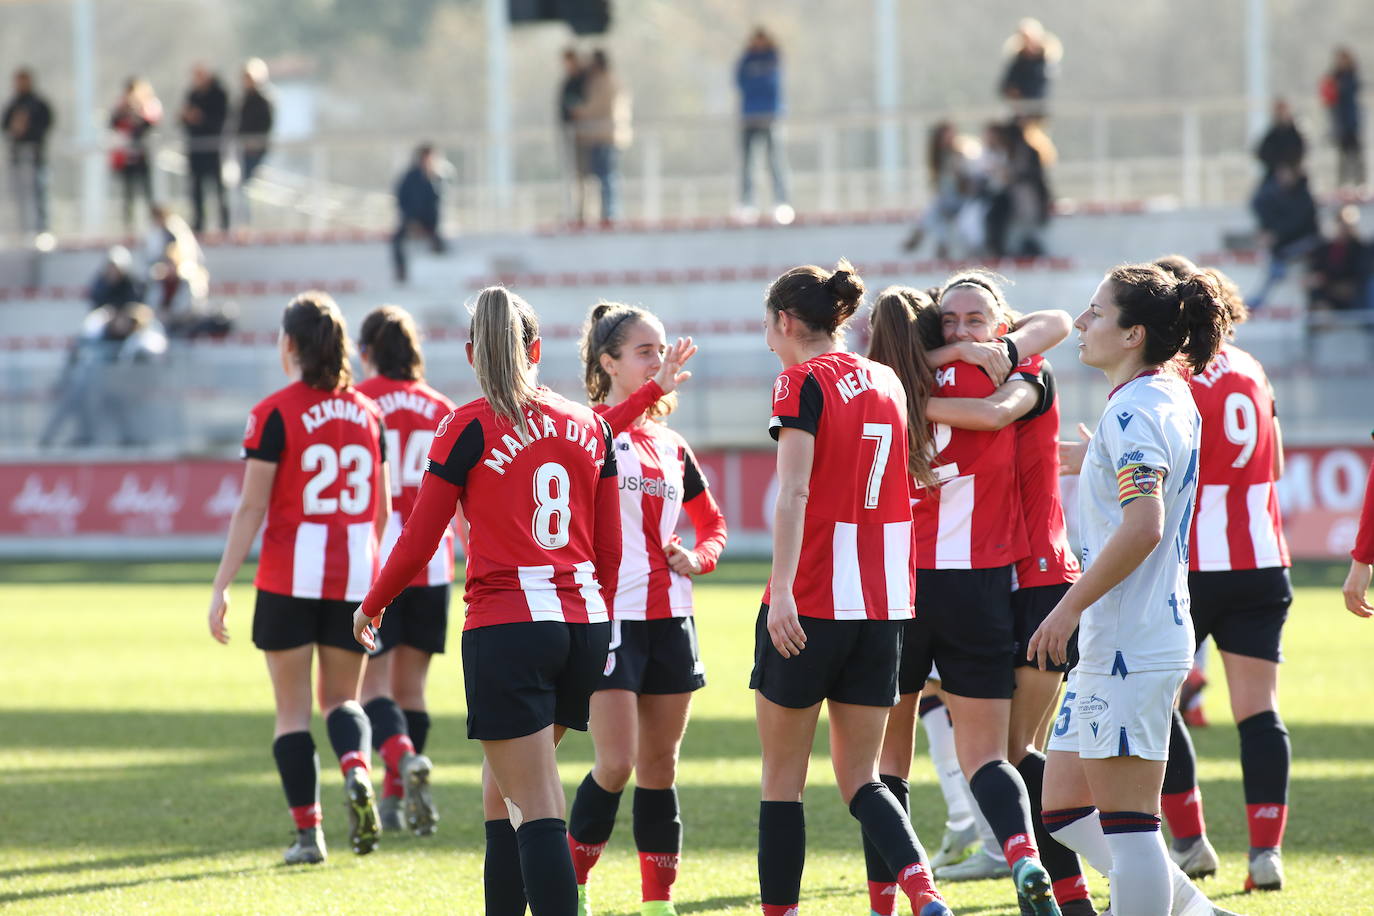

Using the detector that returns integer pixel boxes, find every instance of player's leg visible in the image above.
[1161,708,1216,878]
[390,643,439,836]
[318,642,378,856]
[920,683,985,871]
[633,691,693,914]
[755,692,818,916]
[263,644,324,864]
[569,688,636,902]
[360,648,409,831]
[483,759,527,916]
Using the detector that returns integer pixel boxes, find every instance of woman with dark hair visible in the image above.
[355,305,458,838]
[753,259,952,916]
[1322,48,1364,188]
[1031,264,1242,916]
[110,77,162,231]
[904,122,978,259]
[207,292,390,866]
[353,287,622,915]
[567,303,724,916]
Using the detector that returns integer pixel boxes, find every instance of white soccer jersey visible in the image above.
[1076,371,1199,676]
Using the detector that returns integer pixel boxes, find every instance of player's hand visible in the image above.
[1028,601,1081,669]
[654,337,697,395]
[954,340,1012,386]
[767,592,807,658]
[208,588,230,644]
[1058,423,1092,475]
[1343,561,1374,618]
[353,608,381,650]
[664,542,702,576]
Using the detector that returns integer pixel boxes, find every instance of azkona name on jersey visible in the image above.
[301,397,375,433]
[480,410,606,475]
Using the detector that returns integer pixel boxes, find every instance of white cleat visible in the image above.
[930,821,979,869]
[1245,847,1283,892]
[1169,835,1219,879]
[934,845,1011,881]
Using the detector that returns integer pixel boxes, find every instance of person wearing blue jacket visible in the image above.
[735,28,792,224]
[391,144,447,284]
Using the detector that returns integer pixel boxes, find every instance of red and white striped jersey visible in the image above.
[764,352,915,621]
[422,389,620,629]
[357,376,459,588]
[1011,356,1080,588]
[913,361,1028,570]
[242,381,386,601]
[1186,343,1290,571]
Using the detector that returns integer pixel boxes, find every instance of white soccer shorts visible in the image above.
[1046,668,1188,761]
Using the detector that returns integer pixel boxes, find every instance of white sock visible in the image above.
[1170,860,1214,916]
[920,704,974,831]
[1103,826,1172,916]
[1046,808,1113,877]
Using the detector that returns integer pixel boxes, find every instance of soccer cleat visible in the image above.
[577,883,592,916]
[914,893,955,916]
[1244,847,1283,891]
[934,846,1011,881]
[640,901,677,916]
[930,821,980,869]
[378,794,404,832]
[283,826,326,865]
[345,766,380,855]
[1169,835,1219,879]
[402,752,438,836]
[1011,857,1060,915]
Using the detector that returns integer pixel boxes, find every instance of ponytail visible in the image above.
[469,286,540,430]
[579,301,676,419]
[866,286,939,490]
[1176,275,1230,374]
[282,291,352,391]
[359,305,425,381]
[1107,264,1232,373]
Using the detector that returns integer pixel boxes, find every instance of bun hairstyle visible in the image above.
[469,286,541,431]
[866,286,939,490]
[1107,263,1232,374]
[359,305,425,381]
[937,269,1014,330]
[766,258,865,337]
[282,291,353,391]
[579,301,676,419]
[1152,254,1249,330]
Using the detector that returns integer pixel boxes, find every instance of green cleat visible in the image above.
[641,901,677,916]
[345,766,380,855]
[1011,857,1060,916]
[577,883,593,916]
[402,753,438,836]
[283,826,326,865]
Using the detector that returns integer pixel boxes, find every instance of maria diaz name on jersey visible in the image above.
[476,411,604,476]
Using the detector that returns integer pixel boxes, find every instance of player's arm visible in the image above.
[768,428,814,658]
[925,378,1040,431]
[667,446,727,576]
[1003,309,1072,360]
[924,309,1072,383]
[593,418,623,604]
[207,459,276,644]
[1343,457,1374,618]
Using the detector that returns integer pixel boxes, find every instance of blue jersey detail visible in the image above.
[1111,651,1129,679]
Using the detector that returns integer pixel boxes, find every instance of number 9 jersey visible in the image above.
[241,380,387,602]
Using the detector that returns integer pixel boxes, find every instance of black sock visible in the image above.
[568,771,623,844]
[1016,751,1083,888]
[1238,710,1290,807]
[969,759,1036,859]
[325,702,371,767]
[404,708,431,753]
[1163,708,1199,796]
[759,801,805,907]
[917,694,944,718]
[272,731,320,810]
[363,696,408,751]
[517,817,578,916]
[850,782,928,879]
[632,786,681,854]
[862,774,910,884]
[485,818,528,916]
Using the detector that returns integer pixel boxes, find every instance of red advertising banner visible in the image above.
[1,444,1370,559]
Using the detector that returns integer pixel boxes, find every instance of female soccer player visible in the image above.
[567,303,726,916]
[1344,444,1374,617]
[1031,264,1241,916]
[353,287,622,916]
[752,260,952,916]
[355,305,458,837]
[207,292,389,866]
[863,278,1069,916]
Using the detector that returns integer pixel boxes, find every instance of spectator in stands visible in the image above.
[980,119,1051,258]
[735,27,792,224]
[1307,205,1373,313]
[904,121,979,258]
[144,202,208,322]
[1322,48,1364,189]
[1250,164,1322,308]
[180,65,229,233]
[573,50,631,225]
[391,143,446,284]
[89,245,145,311]
[1256,98,1306,180]
[999,18,1060,120]
[558,48,589,224]
[3,67,54,236]
[235,58,275,222]
[110,77,162,232]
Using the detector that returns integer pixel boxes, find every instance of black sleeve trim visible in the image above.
[242,408,285,462]
[1016,362,1056,423]
[377,419,389,463]
[768,372,823,441]
[599,417,619,479]
[682,446,707,501]
[425,417,483,487]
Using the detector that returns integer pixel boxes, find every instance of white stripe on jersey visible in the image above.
[1247,482,1283,568]
[615,444,650,614]
[883,520,913,618]
[573,560,609,623]
[292,522,327,599]
[668,568,694,613]
[831,522,867,620]
[1195,484,1230,571]
[345,522,375,601]
[518,565,565,622]
[935,476,975,569]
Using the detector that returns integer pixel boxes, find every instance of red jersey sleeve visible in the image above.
[593,417,622,605]
[594,379,665,436]
[681,445,727,573]
[1355,456,1374,565]
[768,367,823,440]
[241,403,285,462]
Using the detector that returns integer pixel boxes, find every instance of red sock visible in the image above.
[762,905,798,916]
[1246,803,1288,848]
[867,880,898,915]
[290,803,322,829]
[568,834,607,885]
[894,860,940,908]
[1053,875,1090,904]
[1161,788,1206,840]
[338,750,368,776]
[1002,831,1039,867]
[383,767,404,799]
[379,733,416,772]
[638,851,679,901]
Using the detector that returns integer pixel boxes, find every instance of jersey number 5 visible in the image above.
[302,443,373,515]
[861,423,893,509]
[532,462,572,549]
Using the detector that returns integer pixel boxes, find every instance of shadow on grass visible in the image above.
[0,862,278,905]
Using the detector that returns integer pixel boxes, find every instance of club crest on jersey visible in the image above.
[435,411,454,439]
[1132,466,1158,495]
[773,374,791,404]
[1116,411,1133,430]
[243,413,257,442]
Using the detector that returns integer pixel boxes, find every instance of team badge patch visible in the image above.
[435,411,453,439]
[773,374,791,405]
[1116,463,1161,505]
[1132,465,1158,495]
[243,413,257,441]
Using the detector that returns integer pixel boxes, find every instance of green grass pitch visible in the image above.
[3,560,1372,914]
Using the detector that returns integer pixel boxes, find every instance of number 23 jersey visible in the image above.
[242,380,387,602]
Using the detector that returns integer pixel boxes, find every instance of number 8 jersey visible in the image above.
[241,380,387,602]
